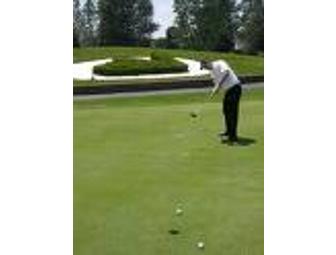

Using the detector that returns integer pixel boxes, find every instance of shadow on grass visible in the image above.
[221,137,257,147]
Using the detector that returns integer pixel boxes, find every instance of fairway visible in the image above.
[74,89,264,255]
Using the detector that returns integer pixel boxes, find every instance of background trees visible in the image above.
[73,0,83,47]
[173,0,263,53]
[97,0,158,46]
[82,0,98,47]
[73,0,264,54]
[173,0,237,51]
[237,0,264,53]
[73,0,98,47]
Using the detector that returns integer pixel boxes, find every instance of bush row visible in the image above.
[93,52,188,76]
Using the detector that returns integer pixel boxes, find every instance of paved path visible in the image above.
[73,57,210,81]
[73,59,112,80]
[73,82,263,101]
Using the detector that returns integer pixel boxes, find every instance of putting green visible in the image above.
[74,89,264,255]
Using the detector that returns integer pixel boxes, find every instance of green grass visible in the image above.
[74,89,264,255]
[74,46,264,76]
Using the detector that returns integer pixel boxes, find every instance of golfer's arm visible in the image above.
[209,83,220,99]
[209,71,229,99]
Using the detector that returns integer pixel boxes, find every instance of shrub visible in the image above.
[93,54,188,76]
[150,51,168,60]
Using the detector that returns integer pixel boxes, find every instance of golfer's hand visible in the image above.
[209,83,219,100]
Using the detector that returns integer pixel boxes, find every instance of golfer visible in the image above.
[200,60,242,143]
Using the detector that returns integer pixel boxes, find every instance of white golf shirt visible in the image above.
[211,60,240,89]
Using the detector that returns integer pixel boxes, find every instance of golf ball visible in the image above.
[197,242,205,249]
[175,208,183,215]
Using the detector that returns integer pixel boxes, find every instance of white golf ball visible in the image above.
[197,242,205,249]
[175,208,183,215]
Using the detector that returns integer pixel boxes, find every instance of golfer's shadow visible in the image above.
[221,137,257,147]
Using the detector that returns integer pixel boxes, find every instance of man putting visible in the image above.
[201,60,242,144]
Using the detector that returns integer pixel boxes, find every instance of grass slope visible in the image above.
[74,47,264,76]
[74,89,264,255]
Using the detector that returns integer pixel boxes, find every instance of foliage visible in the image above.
[173,0,200,49]
[166,26,180,49]
[237,0,264,53]
[97,0,158,46]
[201,0,237,51]
[93,53,188,76]
[73,28,80,48]
[73,0,83,47]
[151,38,169,49]
[81,0,98,47]
[173,0,238,51]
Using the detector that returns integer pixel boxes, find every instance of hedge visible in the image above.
[93,52,188,76]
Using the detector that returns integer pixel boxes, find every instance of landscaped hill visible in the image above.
[74,47,264,76]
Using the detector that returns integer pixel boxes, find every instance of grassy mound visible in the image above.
[74,47,264,76]
[93,52,188,76]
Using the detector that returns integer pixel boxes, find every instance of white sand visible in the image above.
[73,57,210,81]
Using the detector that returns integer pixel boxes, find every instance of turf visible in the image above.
[74,89,264,255]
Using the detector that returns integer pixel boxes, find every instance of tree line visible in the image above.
[74,0,263,53]
[73,0,157,47]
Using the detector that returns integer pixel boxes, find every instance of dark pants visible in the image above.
[223,84,242,141]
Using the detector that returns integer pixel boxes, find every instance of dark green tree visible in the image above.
[82,0,98,46]
[174,0,237,51]
[237,0,264,53]
[73,0,83,47]
[132,0,159,46]
[73,28,80,47]
[97,0,118,45]
[214,0,237,51]
[151,37,168,48]
[173,0,200,49]
[98,0,158,46]
[166,26,180,48]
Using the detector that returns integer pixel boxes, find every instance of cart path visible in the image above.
[73,57,210,81]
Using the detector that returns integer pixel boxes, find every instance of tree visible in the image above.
[82,0,98,46]
[151,37,168,48]
[214,0,237,51]
[97,0,158,46]
[73,0,83,47]
[73,28,80,47]
[196,0,237,51]
[166,26,180,48]
[173,0,238,51]
[97,0,119,45]
[237,0,264,53]
[132,0,159,46]
[173,0,200,49]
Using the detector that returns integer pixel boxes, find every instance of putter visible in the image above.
[189,92,211,119]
